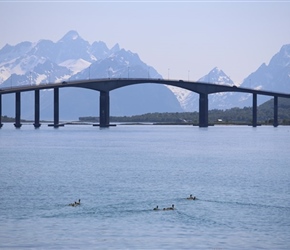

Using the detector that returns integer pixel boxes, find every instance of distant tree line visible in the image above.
[79,98,290,125]
[0,115,15,122]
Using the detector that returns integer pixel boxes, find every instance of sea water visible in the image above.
[0,124,289,249]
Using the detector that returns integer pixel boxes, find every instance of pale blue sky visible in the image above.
[1,0,290,84]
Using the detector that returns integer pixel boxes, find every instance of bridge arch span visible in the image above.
[1,78,290,128]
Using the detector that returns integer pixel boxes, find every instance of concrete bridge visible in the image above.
[0,78,290,128]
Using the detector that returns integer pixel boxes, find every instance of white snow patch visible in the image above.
[166,85,191,109]
[0,67,12,83]
[35,74,47,84]
[59,59,91,74]
[254,85,263,90]
[54,74,71,83]
[90,54,97,61]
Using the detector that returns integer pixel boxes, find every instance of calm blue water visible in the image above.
[0,124,290,249]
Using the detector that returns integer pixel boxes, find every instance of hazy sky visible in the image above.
[1,0,290,84]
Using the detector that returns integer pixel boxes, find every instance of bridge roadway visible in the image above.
[1,78,290,128]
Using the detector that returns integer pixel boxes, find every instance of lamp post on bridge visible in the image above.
[148,66,150,79]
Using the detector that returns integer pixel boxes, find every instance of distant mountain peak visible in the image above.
[199,67,233,86]
[58,30,81,43]
[1,31,289,117]
[280,44,290,54]
[210,67,221,73]
[110,43,120,53]
[241,44,290,93]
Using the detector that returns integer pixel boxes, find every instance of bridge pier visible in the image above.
[199,93,208,127]
[273,96,278,127]
[52,87,60,128]
[252,93,257,127]
[34,89,41,128]
[48,87,64,128]
[0,95,3,128]
[99,91,110,127]
[14,92,22,128]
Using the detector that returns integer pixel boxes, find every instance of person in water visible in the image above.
[153,206,159,211]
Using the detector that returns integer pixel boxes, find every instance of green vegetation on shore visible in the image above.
[79,98,290,125]
[1,115,15,122]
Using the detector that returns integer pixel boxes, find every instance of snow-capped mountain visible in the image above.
[0,30,289,119]
[0,30,109,85]
[169,45,290,111]
[168,67,236,111]
[241,44,290,93]
[231,44,290,108]
[0,30,182,119]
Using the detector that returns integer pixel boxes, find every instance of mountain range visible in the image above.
[0,30,289,120]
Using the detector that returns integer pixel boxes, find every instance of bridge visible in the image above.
[1,78,290,128]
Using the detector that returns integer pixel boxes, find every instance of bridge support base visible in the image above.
[93,124,116,127]
[99,91,110,128]
[34,90,41,129]
[14,123,22,128]
[199,93,208,127]
[273,96,278,127]
[34,123,41,128]
[51,88,60,128]
[48,123,65,128]
[252,93,257,127]
[15,92,22,129]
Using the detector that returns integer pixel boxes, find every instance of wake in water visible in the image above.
[200,198,290,210]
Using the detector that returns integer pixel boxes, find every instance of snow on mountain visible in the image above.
[225,44,290,108]
[241,44,290,93]
[198,67,233,86]
[0,31,289,118]
[55,30,94,64]
[0,30,108,85]
[72,46,161,81]
[0,55,46,83]
[67,45,180,117]
[170,44,290,112]
[166,86,192,111]
[168,67,235,111]
[59,59,91,75]
[0,30,182,119]
[0,42,33,65]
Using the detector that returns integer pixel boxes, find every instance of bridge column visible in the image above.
[252,93,257,127]
[199,93,208,127]
[53,87,59,128]
[273,96,278,127]
[34,89,41,128]
[0,95,3,128]
[14,92,22,128]
[99,91,110,127]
